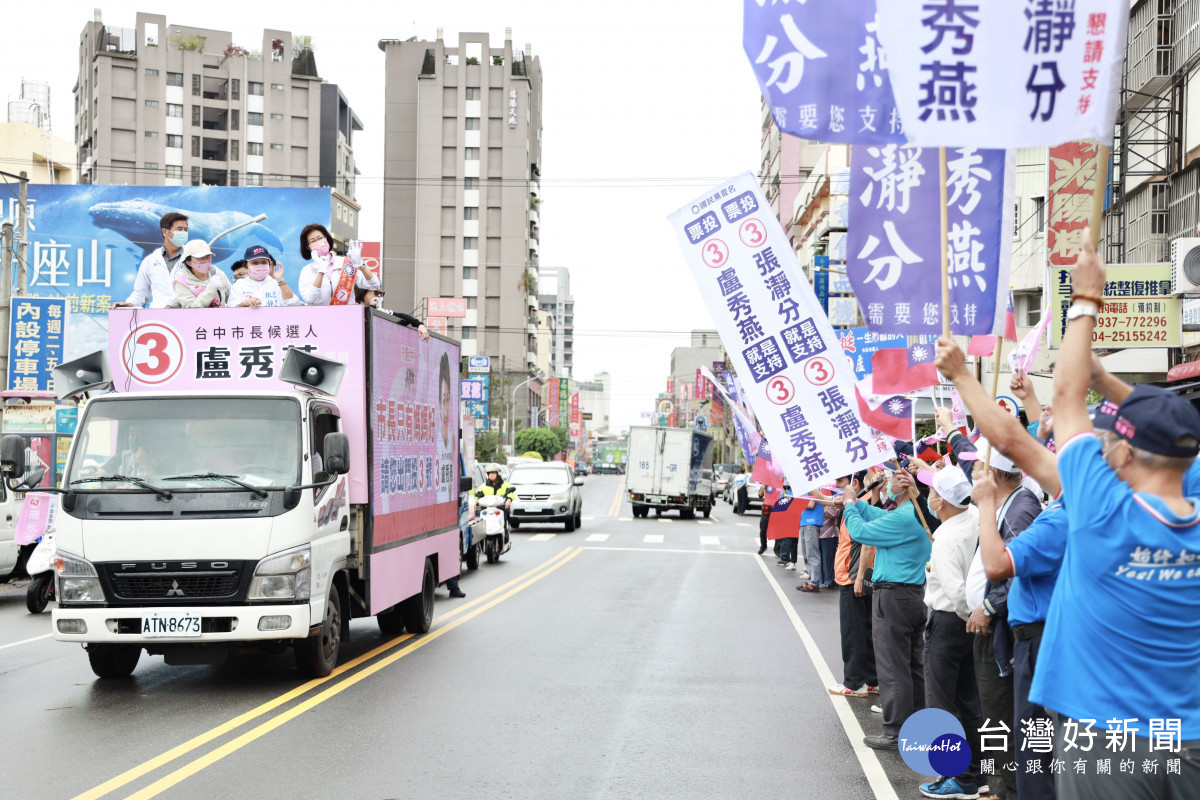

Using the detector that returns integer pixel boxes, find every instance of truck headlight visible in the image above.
[54,550,106,604]
[248,546,311,601]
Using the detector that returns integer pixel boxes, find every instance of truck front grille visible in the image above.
[108,570,242,600]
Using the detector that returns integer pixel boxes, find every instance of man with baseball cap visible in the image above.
[917,464,986,799]
[229,244,302,308]
[1042,231,1200,796]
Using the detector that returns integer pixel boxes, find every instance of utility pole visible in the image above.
[17,171,28,295]
[1,221,12,386]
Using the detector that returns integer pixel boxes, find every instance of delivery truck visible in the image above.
[0,306,463,679]
[626,426,714,519]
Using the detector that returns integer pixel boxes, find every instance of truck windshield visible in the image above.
[67,397,301,489]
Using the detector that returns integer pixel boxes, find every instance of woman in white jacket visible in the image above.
[296,223,380,306]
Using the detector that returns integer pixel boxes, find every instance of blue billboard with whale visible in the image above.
[4,185,331,360]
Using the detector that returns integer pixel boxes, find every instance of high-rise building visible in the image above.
[538,266,573,377]
[74,12,361,239]
[577,371,611,437]
[378,31,542,363]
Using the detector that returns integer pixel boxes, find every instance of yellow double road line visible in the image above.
[607,476,627,517]
[74,547,582,800]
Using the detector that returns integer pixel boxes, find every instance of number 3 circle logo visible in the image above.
[739,218,767,249]
[767,375,795,406]
[703,238,729,269]
[120,322,184,385]
[804,357,835,387]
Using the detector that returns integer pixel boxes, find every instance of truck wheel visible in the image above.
[465,540,480,571]
[400,558,435,634]
[87,644,141,679]
[703,505,711,519]
[295,583,342,678]
[377,602,406,636]
[26,573,54,614]
[655,507,662,517]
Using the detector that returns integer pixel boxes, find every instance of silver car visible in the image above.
[507,463,584,532]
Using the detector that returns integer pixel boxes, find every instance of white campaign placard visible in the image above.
[669,172,892,495]
[877,1,1128,147]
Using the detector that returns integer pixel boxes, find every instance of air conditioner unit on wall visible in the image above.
[1172,238,1200,293]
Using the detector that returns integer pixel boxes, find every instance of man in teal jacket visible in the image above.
[843,468,933,750]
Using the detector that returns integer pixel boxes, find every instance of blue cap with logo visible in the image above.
[1113,385,1200,459]
[243,244,274,263]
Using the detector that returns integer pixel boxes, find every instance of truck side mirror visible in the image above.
[323,432,350,475]
[459,475,473,492]
[1,435,27,476]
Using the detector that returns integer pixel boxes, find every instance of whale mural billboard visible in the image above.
[4,185,332,360]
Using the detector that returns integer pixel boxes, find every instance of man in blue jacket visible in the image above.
[843,468,933,750]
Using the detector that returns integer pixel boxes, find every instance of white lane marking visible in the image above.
[584,533,609,542]
[753,556,897,799]
[618,517,632,522]
[735,523,752,528]
[0,632,52,651]
[582,546,748,556]
[699,535,721,545]
[583,516,596,521]
[657,518,674,524]
[699,520,713,526]
[643,534,664,544]
[528,533,557,542]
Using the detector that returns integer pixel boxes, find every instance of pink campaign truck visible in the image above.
[0,306,463,679]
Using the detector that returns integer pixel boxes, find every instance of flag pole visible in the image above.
[907,395,934,541]
[984,336,1004,470]
[939,147,951,339]
[1089,144,1110,248]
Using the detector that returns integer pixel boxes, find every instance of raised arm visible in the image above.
[1053,231,1102,445]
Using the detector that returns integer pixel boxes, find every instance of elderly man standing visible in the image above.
[843,468,932,750]
[917,465,985,799]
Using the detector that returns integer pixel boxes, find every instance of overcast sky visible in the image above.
[4,0,762,433]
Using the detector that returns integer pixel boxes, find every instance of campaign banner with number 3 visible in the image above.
[670,172,892,495]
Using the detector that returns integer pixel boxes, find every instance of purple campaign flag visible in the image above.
[848,145,1014,336]
[743,0,905,145]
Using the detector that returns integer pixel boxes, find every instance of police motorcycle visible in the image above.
[476,493,511,564]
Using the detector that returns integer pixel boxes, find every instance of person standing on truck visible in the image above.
[297,224,380,306]
[112,211,188,309]
[173,240,232,309]
[476,466,514,530]
[229,245,303,308]
[355,287,430,341]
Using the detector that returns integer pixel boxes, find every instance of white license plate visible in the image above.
[648,498,663,504]
[524,505,543,513]
[141,611,202,637]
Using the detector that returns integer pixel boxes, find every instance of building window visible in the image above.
[144,162,159,169]
[248,112,263,126]
[464,207,476,220]
[272,83,284,90]
[191,105,201,126]
[231,109,239,130]
[465,297,477,309]
[1152,183,1169,235]
[231,140,240,160]
[464,147,479,160]
[166,165,182,179]
[463,237,478,249]
[146,68,160,76]
[166,103,183,117]
[465,117,478,130]
[466,87,478,100]
[462,326,476,340]
[464,266,478,279]
[464,177,477,190]
[191,165,201,185]
[246,172,263,186]
[1033,196,1046,233]
[231,78,240,100]
[230,169,239,187]
[191,135,200,157]
[270,143,284,150]
[248,81,263,96]
[271,112,284,120]
[166,134,182,148]
[166,71,182,86]
[145,100,159,107]
[145,130,159,138]
[192,74,201,96]
[247,142,263,156]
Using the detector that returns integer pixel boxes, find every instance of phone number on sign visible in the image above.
[1091,329,1170,344]
[1095,316,1168,329]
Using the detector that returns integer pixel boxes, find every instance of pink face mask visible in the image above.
[311,242,330,258]
[190,259,211,275]
[249,264,271,281]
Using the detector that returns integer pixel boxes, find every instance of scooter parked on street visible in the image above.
[25,531,54,614]
[476,494,511,564]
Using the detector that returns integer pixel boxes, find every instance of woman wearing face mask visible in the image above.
[173,239,231,308]
[230,244,303,308]
[297,224,379,306]
[354,286,431,341]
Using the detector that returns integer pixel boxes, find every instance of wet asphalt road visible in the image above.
[0,475,923,799]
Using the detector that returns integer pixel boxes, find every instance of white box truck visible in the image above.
[1,307,464,680]
[626,426,714,519]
